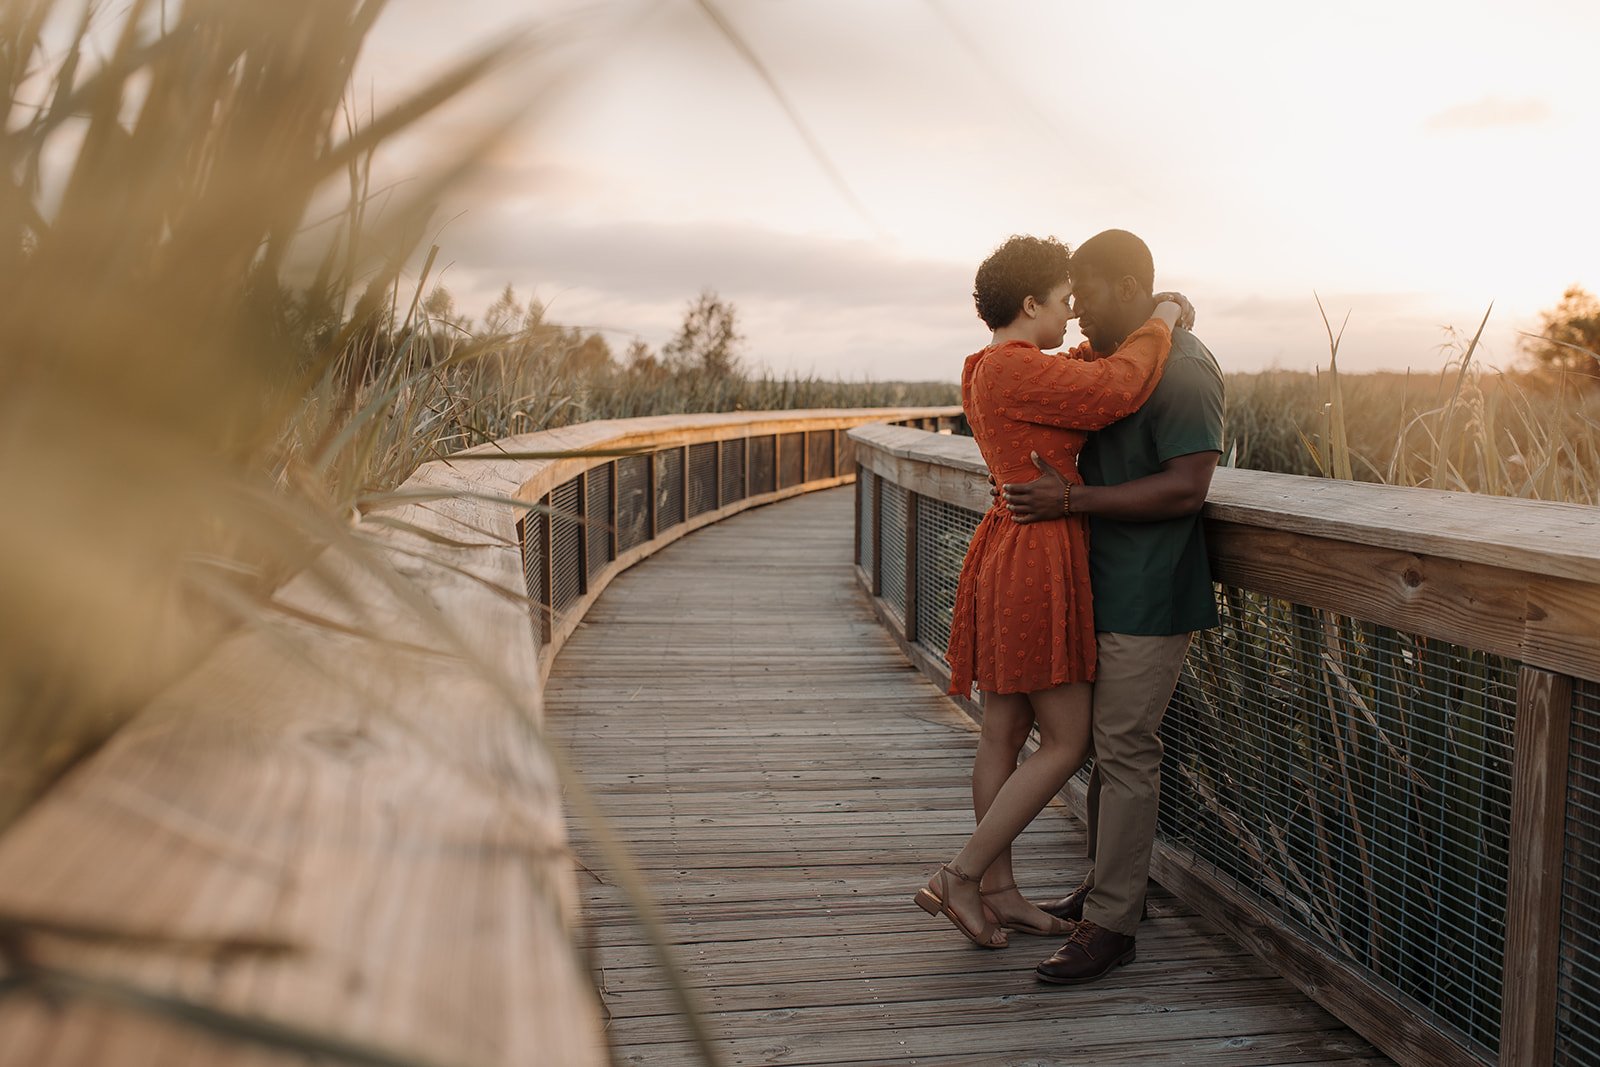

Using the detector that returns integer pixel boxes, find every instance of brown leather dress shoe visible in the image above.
[1036,882,1091,921]
[1035,920,1137,984]
[1036,884,1148,922]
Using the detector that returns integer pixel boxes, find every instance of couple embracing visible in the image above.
[914,229,1224,985]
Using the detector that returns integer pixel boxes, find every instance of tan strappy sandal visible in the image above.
[915,864,1008,948]
[980,882,1072,937]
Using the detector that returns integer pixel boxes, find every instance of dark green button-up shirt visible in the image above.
[1079,328,1225,635]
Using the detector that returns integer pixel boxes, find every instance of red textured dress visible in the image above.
[946,319,1173,695]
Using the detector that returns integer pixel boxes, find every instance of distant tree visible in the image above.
[1523,285,1600,385]
[624,338,659,374]
[663,290,744,379]
[566,332,615,376]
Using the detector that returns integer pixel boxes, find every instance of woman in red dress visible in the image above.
[915,235,1185,947]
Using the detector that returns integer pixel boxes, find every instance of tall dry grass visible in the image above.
[1223,311,1600,503]
[0,4,739,1065]
[0,0,535,827]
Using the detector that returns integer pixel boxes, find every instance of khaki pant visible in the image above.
[1080,631,1192,935]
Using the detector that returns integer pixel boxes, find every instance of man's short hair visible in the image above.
[1070,229,1154,295]
[972,235,1073,330]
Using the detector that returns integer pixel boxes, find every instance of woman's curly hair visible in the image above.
[972,235,1073,330]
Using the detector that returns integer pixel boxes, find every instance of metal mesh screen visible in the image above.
[749,435,776,495]
[836,429,856,474]
[807,430,835,482]
[616,454,649,552]
[585,464,613,582]
[1162,588,1517,1057]
[720,438,747,505]
[878,481,908,617]
[514,512,543,645]
[687,442,718,518]
[655,448,684,532]
[857,467,876,574]
[915,496,981,663]
[1557,677,1600,1066]
[779,432,805,488]
[549,478,583,615]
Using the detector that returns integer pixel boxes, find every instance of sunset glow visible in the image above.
[363,0,1600,379]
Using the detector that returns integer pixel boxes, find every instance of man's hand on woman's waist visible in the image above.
[998,451,1221,524]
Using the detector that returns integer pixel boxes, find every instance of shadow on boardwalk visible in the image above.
[549,487,1388,1067]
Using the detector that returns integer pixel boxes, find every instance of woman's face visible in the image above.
[1033,280,1076,350]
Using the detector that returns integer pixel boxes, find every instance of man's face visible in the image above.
[1069,272,1120,352]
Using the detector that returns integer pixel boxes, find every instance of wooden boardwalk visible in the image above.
[548,488,1388,1067]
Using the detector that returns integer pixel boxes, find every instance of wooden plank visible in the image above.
[546,488,1383,1067]
[903,490,920,644]
[849,423,1600,584]
[538,491,555,643]
[0,484,605,1065]
[1208,521,1600,682]
[1500,668,1573,1067]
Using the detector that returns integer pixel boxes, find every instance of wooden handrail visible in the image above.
[849,421,1600,1067]
[0,408,957,1067]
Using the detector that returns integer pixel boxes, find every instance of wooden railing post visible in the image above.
[714,439,724,509]
[538,493,554,644]
[575,471,589,597]
[1501,666,1574,1067]
[645,451,658,540]
[678,444,689,515]
[903,491,919,644]
[871,474,884,597]
[607,460,619,561]
[801,431,810,483]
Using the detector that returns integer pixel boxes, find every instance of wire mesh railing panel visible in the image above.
[514,512,543,646]
[807,430,835,482]
[857,467,876,575]
[549,478,583,615]
[1557,677,1600,1067]
[1163,587,1517,1058]
[585,464,613,583]
[687,441,718,518]
[655,448,684,532]
[721,437,747,505]
[878,481,908,617]
[779,432,805,488]
[749,435,776,495]
[915,496,981,664]
[616,454,649,552]
[836,429,856,474]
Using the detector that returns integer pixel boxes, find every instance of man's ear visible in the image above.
[1114,275,1142,303]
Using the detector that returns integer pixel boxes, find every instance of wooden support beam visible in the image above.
[871,474,884,598]
[645,451,658,541]
[1501,667,1574,1067]
[903,491,919,644]
[575,472,589,597]
[538,492,554,644]
[608,460,619,562]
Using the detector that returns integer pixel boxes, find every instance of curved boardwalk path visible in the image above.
[549,488,1388,1067]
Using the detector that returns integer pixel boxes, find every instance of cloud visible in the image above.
[436,209,975,310]
[419,210,1513,381]
[1424,96,1552,131]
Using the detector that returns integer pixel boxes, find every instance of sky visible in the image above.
[357,0,1600,380]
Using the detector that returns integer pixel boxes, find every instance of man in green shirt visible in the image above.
[999,229,1225,984]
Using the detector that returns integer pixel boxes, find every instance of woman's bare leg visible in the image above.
[932,682,1093,934]
[971,692,1035,895]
